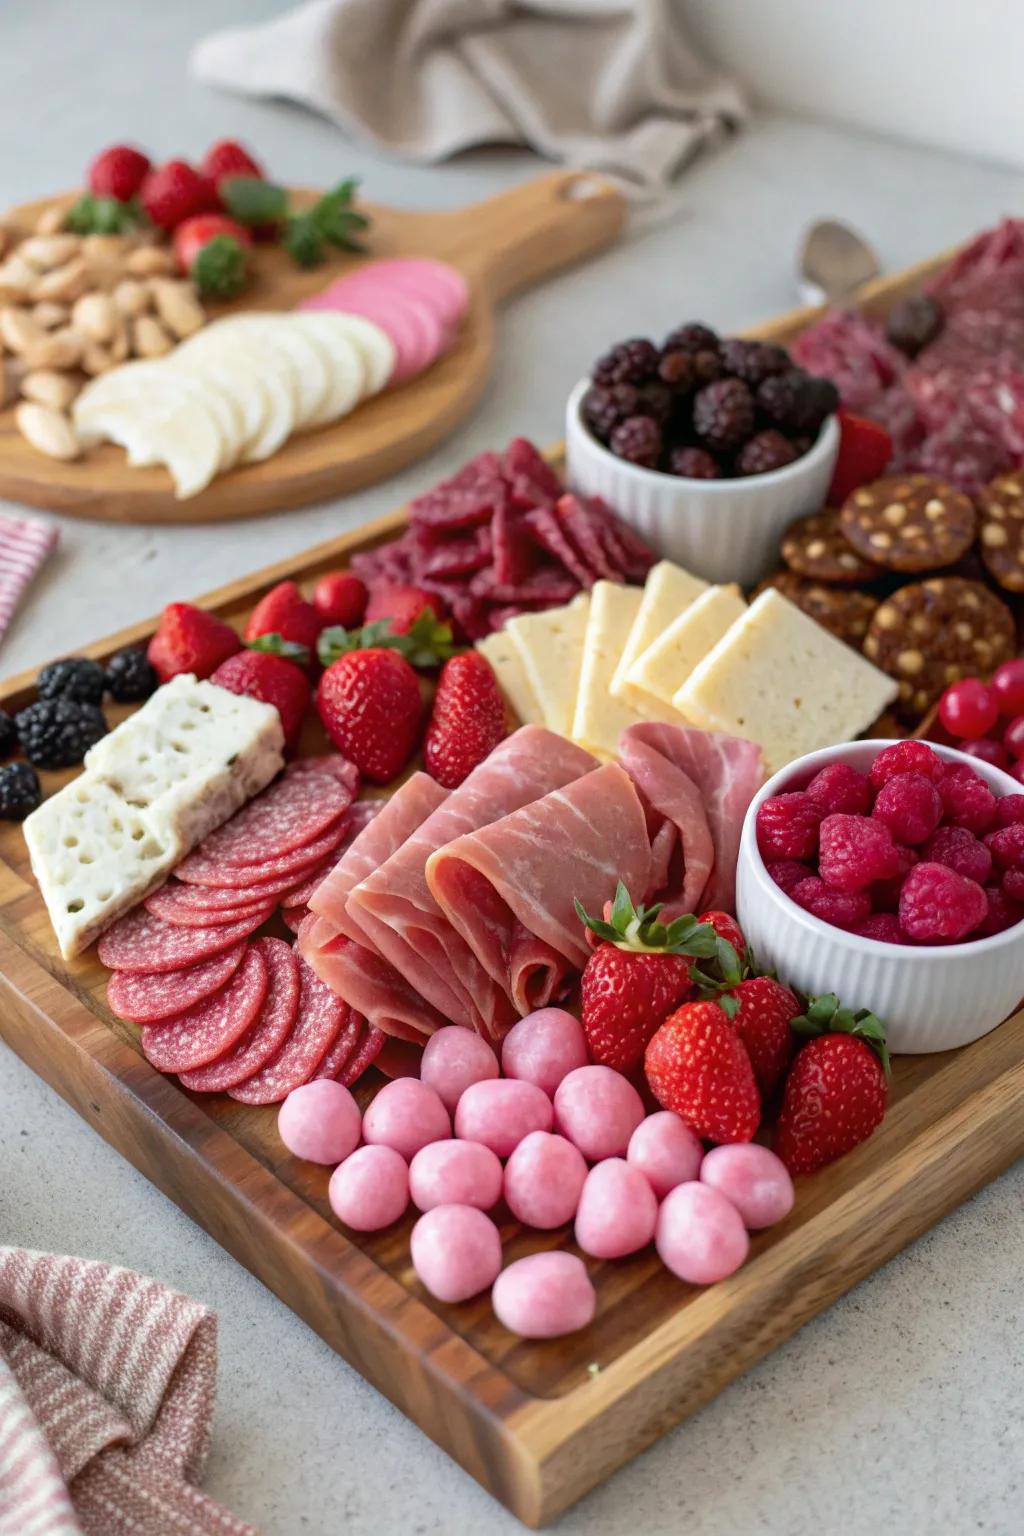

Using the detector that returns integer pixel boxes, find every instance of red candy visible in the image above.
[805,761,872,816]
[898,862,988,943]
[991,658,1024,715]
[871,771,943,845]
[818,813,900,893]
[755,792,823,861]
[937,678,998,739]
[1004,715,1024,760]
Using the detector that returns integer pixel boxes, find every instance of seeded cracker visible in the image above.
[864,576,1015,719]
[839,473,976,573]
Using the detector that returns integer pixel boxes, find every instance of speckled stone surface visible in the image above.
[2,4,1023,1533]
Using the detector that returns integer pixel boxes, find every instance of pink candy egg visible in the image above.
[700,1143,794,1229]
[501,1008,588,1097]
[410,1204,502,1302]
[454,1078,553,1159]
[503,1131,587,1229]
[656,1181,749,1285]
[408,1139,503,1213]
[574,1158,658,1259]
[420,1025,500,1114]
[492,1252,596,1339]
[362,1078,450,1160]
[277,1078,361,1165]
[627,1111,704,1199]
[553,1065,645,1161]
[329,1145,409,1231]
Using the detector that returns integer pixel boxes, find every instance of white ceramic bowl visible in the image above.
[564,378,840,588]
[736,740,1024,1055]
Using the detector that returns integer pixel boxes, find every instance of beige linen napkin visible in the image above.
[191,0,746,193]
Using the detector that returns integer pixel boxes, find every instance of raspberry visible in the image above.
[899,862,988,943]
[766,859,812,895]
[921,825,993,884]
[581,383,641,441]
[986,821,1024,870]
[976,884,1024,937]
[668,446,721,479]
[871,844,919,912]
[871,771,943,845]
[819,813,900,893]
[609,415,662,467]
[852,912,909,944]
[939,764,998,835]
[869,740,945,789]
[756,792,823,861]
[996,793,1024,827]
[1003,867,1024,902]
[693,378,755,451]
[737,430,799,476]
[790,876,871,929]
[593,338,659,387]
[805,761,872,816]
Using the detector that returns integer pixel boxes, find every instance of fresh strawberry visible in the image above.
[88,144,150,203]
[575,883,716,1072]
[698,909,745,954]
[316,649,422,783]
[211,650,310,752]
[313,571,368,629]
[141,160,216,231]
[172,213,251,297]
[365,584,444,634]
[147,602,241,683]
[200,138,266,189]
[774,994,889,1175]
[827,410,893,505]
[244,580,321,657]
[645,1000,761,1144]
[718,976,800,1097]
[423,653,507,789]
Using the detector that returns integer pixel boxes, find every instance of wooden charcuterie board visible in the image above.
[2,252,1023,1529]
[0,171,625,525]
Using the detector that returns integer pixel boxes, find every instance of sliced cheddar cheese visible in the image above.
[626,584,747,710]
[571,581,682,757]
[507,595,590,737]
[611,559,708,704]
[476,630,543,726]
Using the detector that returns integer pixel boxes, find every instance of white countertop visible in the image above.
[2,5,1022,1533]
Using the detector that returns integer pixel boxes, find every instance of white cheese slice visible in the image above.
[507,595,591,737]
[611,560,708,703]
[571,581,683,758]
[675,588,900,775]
[626,585,747,710]
[476,631,543,726]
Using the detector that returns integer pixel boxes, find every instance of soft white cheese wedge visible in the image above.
[189,314,329,429]
[507,595,591,738]
[626,584,747,710]
[172,330,299,463]
[571,581,684,757]
[299,311,395,395]
[675,588,900,774]
[476,631,544,726]
[611,560,708,703]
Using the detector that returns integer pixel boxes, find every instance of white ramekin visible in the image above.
[736,740,1024,1055]
[564,377,840,588]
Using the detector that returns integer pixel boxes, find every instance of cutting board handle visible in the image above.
[440,170,626,302]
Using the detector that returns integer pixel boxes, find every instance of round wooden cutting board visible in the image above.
[0,171,625,525]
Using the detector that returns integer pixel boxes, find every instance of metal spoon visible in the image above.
[798,219,880,306]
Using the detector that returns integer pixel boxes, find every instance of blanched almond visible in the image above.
[112,278,150,317]
[150,279,204,339]
[15,401,80,460]
[71,291,116,343]
[82,234,129,263]
[20,234,80,270]
[21,368,83,410]
[32,300,70,330]
[34,204,68,236]
[125,246,176,277]
[132,314,173,357]
[0,306,46,354]
[23,326,83,370]
[109,321,129,363]
[32,257,90,303]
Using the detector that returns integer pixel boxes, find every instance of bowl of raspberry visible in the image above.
[564,325,840,588]
[736,737,1024,1053]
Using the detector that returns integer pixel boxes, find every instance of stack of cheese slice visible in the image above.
[479,559,899,773]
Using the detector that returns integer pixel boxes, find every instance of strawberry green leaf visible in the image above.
[714,936,742,982]
[792,993,890,1074]
[65,193,141,234]
[610,880,633,930]
[309,178,370,250]
[221,176,288,226]
[190,234,248,298]
[246,632,311,665]
[318,611,455,670]
[717,993,740,1021]
[283,213,325,268]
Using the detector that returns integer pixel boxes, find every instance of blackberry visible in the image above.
[691,347,724,384]
[663,322,719,355]
[657,348,697,392]
[636,381,674,424]
[582,383,641,441]
[721,338,789,387]
[886,294,943,357]
[756,371,802,429]
[0,708,17,759]
[0,762,41,821]
[693,378,755,451]
[668,446,721,479]
[16,698,108,769]
[609,415,662,467]
[37,657,105,705]
[737,430,799,476]
[105,645,158,703]
[592,338,659,387]
[792,374,840,435]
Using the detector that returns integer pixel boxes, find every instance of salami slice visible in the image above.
[145,883,276,928]
[278,802,383,909]
[141,942,269,1074]
[178,938,300,1093]
[281,906,307,934]
[285,755,361,790]
[175,816,351,889]
[106,943,246,1024]
[156,867,323,910]
[228,956,347,1105]
[339,1021,385,1087]
[193,772,354,867]
[311,1006,362,1081]
[98,905,270,974]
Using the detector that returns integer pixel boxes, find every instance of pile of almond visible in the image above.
[0,203,208,462]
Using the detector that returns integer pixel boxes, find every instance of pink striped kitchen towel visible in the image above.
[0,1248,260,1536]
[0,512,57,643]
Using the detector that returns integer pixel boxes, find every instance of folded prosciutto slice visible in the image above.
[618,722,764,915]
[427,763,651,1016]
[347,727,596,1037]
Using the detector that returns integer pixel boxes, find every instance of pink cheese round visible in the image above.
[574,1158,658,1259]
[362,1078,451,1160]
[277,1078,361,1165]
[420,1025,500,1114]
[329,1144,409,1231]
[553,1065,645,1161]
[501,1008,589,1097]
[319,258,468,329]
[503,1131,587,1229]
[627,1111,704,1199]
[700,1143,795,1229]
[454,1078,553,1159]
[492,1252,596,1340]
[408,1139,503,1212]
[315,288,449,384]
[410,1204,502,1303]
[655,1181,750,1285]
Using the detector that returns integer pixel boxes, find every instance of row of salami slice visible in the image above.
[300,257,469,385]
[101,756,384,1101]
